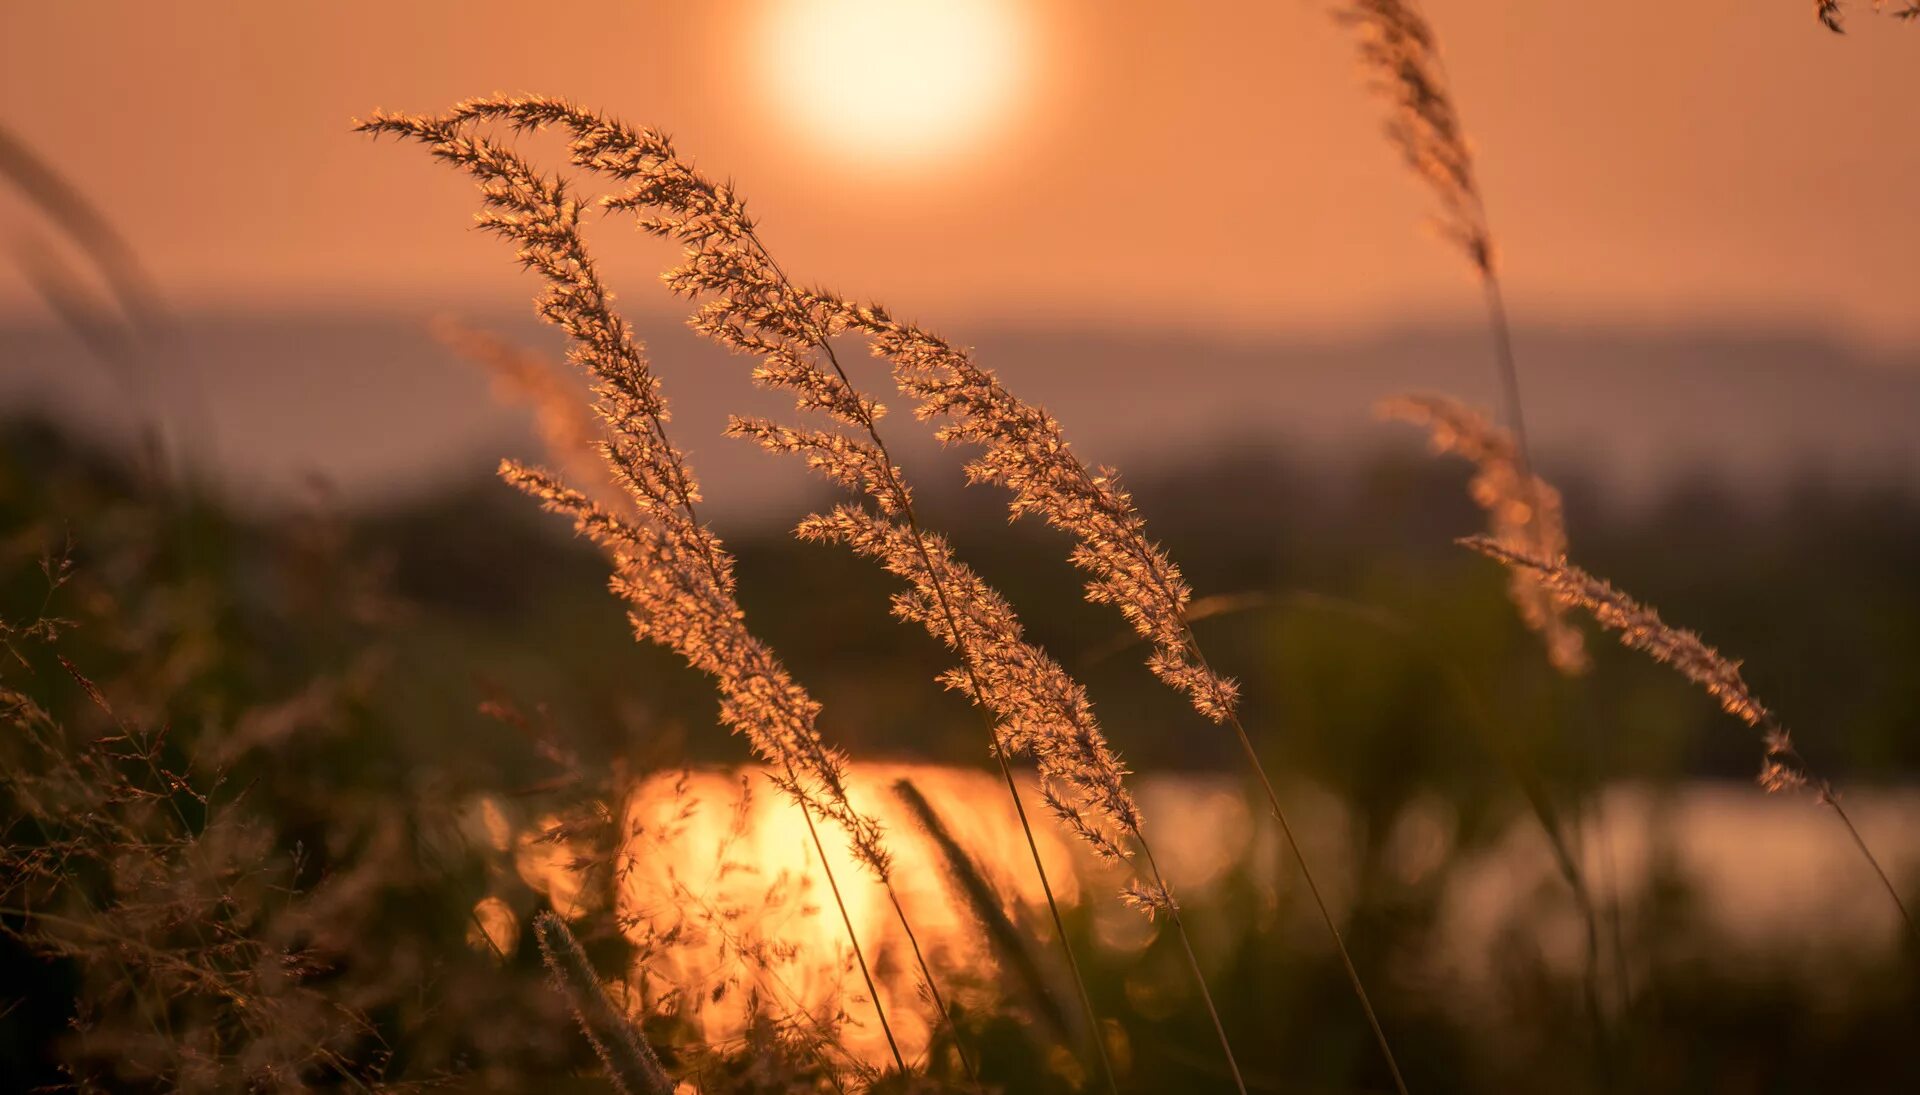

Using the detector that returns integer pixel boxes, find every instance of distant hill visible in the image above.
[5,310,1917,523]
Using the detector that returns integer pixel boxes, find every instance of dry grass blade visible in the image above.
[535,911,676,1095]
[1460,535,1917,939]
[0,122,207,490]
[891,779,1078,1051]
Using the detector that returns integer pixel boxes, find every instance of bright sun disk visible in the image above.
[759,0,1030,169]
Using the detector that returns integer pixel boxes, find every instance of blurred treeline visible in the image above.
[345,420,1920,796]
[2,416,1917,1092]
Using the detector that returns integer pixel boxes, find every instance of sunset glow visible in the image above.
[7,2,1920,1088]
[757,0,1031,169]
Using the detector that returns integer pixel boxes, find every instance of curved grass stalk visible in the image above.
[1464,537,1917,942]
[835,296,1411,1093]
[747,271,1126,1094]
[431,94,1247,1092]
[433,320,972,1079]
[358,110,952,1078]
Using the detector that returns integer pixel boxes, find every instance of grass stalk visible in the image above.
[882,885,976,1080]
[1040,448,1405,1092]
[787,771,907,1075]
[1199,661,1409,1095]
[754,250,1118,1092]
[1479,272,1535,486]
[534,910,676,1095]
[892,779,1077,1048]
[1134,835,1246,1093]
[1466,538,1920,946]
[1793,759,1917,943]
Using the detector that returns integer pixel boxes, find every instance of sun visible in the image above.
[757,0,1032,170]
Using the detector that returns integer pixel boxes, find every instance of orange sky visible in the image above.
[3,1,1918,346]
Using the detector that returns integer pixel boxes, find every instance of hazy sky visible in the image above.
[4,1,1919,346]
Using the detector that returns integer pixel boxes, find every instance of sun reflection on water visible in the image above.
[614,765,1082,1065]
[487,769,1920,1071]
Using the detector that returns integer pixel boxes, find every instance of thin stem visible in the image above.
[790,773,907,1075]
[1556,679,1623,1082]
[1481,168,1616,1072]
[1189,634,1411,1095]
[1028,405,1409,1088]
[1134,837,1246,1094]
[1822,788,1917,941]
[468,906,510,962]
[884,887,979,1082]
[990,748,1121,1095]
[1233,715,1408,1095]
[1770,731,1916,945]
[1479,272,1534,484]
[1056,514,1406,1089]
[1446,79,1606,1040]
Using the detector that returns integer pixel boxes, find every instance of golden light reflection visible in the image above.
[467,895,520,959]
[601,768,1280,1067]
[494,769,1920,1070]
[615,764,1083,1066]
[515,811,589,916]
[477,795,514,852]
[757,0,1032,170]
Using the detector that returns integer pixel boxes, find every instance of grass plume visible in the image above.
[357,107,954,1078]
[1462,536,1916,939]
[419,93,1258,1091]
[1380,394,1586,674]
[1338,0,1536,569]
[431,316,631,515]
[803,232,1411,1091]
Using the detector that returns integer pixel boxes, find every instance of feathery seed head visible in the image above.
[1459,536,1821,797]
[851,312,1242,724]
[1382,394,1587,674]
[366,104,893,883]
[1337,0,1494,276]
[492,99,1165,900]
